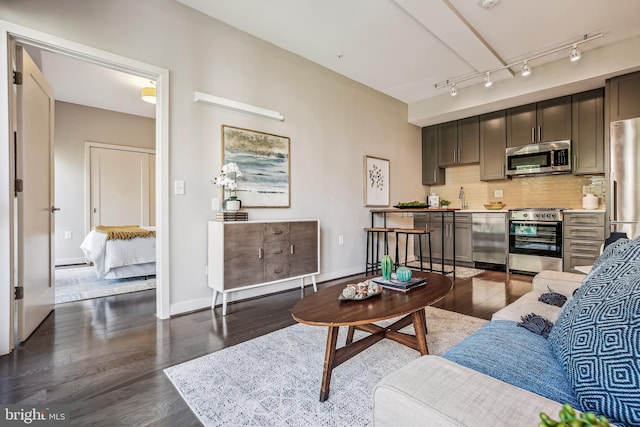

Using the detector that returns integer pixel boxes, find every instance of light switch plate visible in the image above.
[494,189,503,198]
[174,180,185,195]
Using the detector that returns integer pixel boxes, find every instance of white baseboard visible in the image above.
[55,257,86,266]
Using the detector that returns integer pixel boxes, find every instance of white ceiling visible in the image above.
[26,47,156,119]
[176,0,640,104]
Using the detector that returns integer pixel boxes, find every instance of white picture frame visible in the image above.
[364,155,390,207]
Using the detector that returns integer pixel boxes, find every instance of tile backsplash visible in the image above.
[426,165,606,210]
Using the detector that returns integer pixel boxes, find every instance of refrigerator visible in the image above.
[610,118,640,238]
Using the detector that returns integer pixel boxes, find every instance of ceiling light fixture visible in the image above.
[484,72,492,87]
[141,81,156,104]
[434,33,602,95]
[450,83,457,97]
[569,44,581,62]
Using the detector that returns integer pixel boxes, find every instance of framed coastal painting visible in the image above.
[364,155,390,207]
[222,125,290,208]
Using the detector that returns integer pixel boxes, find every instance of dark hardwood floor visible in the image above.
[0,270,532,426]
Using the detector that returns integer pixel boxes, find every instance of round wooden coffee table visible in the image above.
[291,271,452,401]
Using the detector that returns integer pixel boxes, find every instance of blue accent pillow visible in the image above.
[549,237,640,426]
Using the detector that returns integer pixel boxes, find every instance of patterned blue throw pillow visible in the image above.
[548,237,640,426]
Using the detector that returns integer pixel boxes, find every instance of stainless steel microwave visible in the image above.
[505,140,571,177]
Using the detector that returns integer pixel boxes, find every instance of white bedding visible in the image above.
[80,227,156,279]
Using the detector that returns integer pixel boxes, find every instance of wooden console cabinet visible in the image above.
[208,219,320,315]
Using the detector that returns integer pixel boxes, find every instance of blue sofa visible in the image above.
[373,238,640,427]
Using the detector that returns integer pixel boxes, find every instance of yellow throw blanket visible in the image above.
[94,225,156,241]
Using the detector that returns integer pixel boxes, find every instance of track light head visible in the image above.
[484,72,492,87]
[570,44,581,62]
[521,61,531,77]
[450,84,457,97]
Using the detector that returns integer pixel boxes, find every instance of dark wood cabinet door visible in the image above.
[457,116,480,164]
[422,126,444,185]
[480,110,507,181]
[224,223,264,289]
[437,120,458,166]
[572,89,604,174]
[506,103,536,147]
[537,96,572,143]
[289,221,318,277]
[608,71,640,122]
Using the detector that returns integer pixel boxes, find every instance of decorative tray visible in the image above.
[394,204,427,209]
[483,203,506,210]
[338,290,381,301]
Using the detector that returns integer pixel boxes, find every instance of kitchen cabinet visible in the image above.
[438,118,480,167]
[608,71,640,122]
[480,110,507,181]
[572,88,604,174]
[422,126,445,185]
[208,220,319,315]
[506,96,572,147]
[413,213,472,265]
[563,212,605,273]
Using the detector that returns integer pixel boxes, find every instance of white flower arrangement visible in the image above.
[211,162,243,200]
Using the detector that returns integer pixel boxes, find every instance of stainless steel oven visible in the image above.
[508,208,563,274]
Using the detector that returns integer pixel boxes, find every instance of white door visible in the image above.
[16,47,56,342]
[90,146,152,228]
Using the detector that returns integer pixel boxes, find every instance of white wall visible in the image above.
[0,0,423,314]
[54,101,155,265]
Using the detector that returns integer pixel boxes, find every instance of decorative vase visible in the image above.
[226,199,241,211]
[380,255,393,281]
[396,266,412,282]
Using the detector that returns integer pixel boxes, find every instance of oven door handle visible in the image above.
[510,221,559,226]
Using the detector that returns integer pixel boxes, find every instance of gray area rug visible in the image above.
[164,306,487,426]
[54,266,156,304]
[406,262,484,278]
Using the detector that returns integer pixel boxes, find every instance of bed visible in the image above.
[80,225,156,279]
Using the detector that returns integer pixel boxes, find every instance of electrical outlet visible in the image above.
[64,231,72,240]
[338,235,344,245]
[494,189,503,198]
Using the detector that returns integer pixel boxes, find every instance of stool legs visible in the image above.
[365,229,390,275]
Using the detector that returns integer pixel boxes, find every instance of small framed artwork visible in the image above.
[222,125,290,208]
[364,155,390,207]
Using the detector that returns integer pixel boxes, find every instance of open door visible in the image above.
[15,46,56,342]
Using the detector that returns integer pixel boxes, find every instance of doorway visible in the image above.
[0,21,170,355]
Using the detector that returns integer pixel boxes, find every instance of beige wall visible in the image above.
[54,101,155,265]
[0,0,422,313]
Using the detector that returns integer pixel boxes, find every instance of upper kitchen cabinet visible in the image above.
[422,126,445,185]
[480,110,507,181]
[572,88,604,174]
[608,71,640,122]
[437,117,479,167]
[506,96,572,147]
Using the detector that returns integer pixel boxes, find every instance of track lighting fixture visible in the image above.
[484,72,492,88]
[433,33,602,96]
[569,44,581,62]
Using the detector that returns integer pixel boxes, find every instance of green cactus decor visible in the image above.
[539,403,611,427]
[380,255,393,281]
[396,266,412,282]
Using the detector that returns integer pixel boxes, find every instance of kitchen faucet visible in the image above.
[459,186,466,210]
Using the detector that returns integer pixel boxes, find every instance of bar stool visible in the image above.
[394,228,433,272]
[363,227,394,275]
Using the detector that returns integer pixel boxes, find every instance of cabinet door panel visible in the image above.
[224,223,264,289]
[438,121,458,166]
[609,71,640,121]
[537,96,571,143]
[480,110,507,180]
[572,89,604,174]
[289,221,319,276]
[422,126,444,185]
[458,116,480,164]
[506,104,536,147]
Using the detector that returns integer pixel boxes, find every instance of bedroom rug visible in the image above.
[164,306,487,427]
[54,266,156,304]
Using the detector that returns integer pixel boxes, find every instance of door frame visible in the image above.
[0,20,171,355]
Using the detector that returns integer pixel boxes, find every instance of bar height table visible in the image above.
[370,207,460,279]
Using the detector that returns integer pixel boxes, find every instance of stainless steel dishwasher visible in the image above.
[472,212,507,270]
